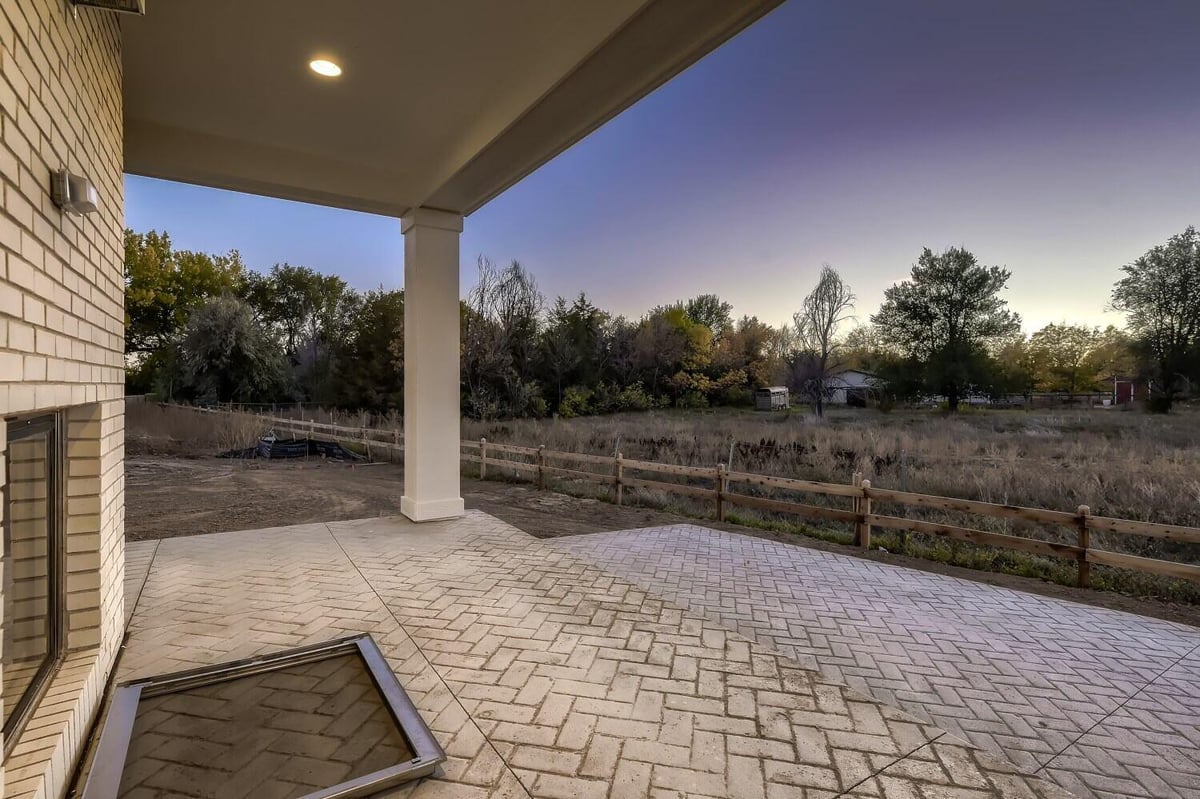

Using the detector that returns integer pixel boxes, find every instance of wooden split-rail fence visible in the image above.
[193,405,1200,587]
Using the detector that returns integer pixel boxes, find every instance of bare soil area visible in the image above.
[126,454,1200,628]
[124,455,715,542]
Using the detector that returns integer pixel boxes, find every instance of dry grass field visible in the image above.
[465,406,1200,528]
[127,402,1200,602]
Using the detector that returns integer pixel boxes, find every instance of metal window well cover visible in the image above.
[82,634,446,799]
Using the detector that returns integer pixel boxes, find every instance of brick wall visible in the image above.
[1,0,124,796]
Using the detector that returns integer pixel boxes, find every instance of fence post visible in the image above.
[615,452,623,506]
[857,479,872,549]
[480,437,488,480]
[716,463,727,522]
[393,428,400,448]
[1077,504,1091,588]
[537,445,546,490]
[851,472,862,530]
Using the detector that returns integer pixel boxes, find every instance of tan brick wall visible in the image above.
[1,0,124,796]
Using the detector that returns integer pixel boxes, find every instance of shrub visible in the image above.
[527,396,549,418]
[714,385,754,407]
[616,383,654,412]
[558,386,594,419]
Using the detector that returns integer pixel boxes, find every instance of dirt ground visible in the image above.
[125,453,1200,628]
[124,455,719,542]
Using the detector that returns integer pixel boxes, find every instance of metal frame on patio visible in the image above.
[80,634,446,799]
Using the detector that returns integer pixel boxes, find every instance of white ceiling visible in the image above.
[122,0,783,217]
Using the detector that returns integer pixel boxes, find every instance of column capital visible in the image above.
[401,207,463,234]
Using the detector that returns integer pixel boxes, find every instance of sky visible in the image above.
[125,0,1200,334]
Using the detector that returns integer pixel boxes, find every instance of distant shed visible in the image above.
[1110,375,1146,405]
[755,386,790,411]
[828,369,878,406]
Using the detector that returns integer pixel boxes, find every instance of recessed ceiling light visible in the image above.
[309,59,342,78]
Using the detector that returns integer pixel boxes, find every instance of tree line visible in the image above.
[124,225,1200,416]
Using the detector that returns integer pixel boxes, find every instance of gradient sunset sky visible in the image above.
[125,0,1200,333]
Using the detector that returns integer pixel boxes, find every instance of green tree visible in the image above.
[239,270,276,321]
[176,296,290,403]
[540,293,609,409]
[606,316,641,388]
[684,294,733,340]
[713,315,778,398]
[1028,323,1099,392]
[235,263,360,402]
[124,229,246,355]
[256,264,327,359]
[1083,326,1137,383]
[874,353,928,406]
[988,331,1035,399]
[840,325,891,374]
[300,274,358,404]
[635,305,713,404]
[335,289,405,412]
[872,247,1020,411]
[1110,226,1200,409]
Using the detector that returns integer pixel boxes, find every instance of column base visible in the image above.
[401,496,465,522]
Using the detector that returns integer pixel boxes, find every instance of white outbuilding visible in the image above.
[828,370,879,406]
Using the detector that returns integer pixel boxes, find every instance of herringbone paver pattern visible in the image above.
[114,522,530,799]
[97,512,1081,798]
[336,513,1068,798]
[843,736,1079,798]
[550,524,1200,799]
[118,653,412,798]
[1041,649,1200,798]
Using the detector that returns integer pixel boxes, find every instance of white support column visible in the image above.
[400,207,466,522]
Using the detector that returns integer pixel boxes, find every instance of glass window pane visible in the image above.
[3,426,54,733]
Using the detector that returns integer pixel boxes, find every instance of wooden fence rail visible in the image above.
[185,404,1200,586]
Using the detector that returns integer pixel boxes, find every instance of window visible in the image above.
[2,414,64,754]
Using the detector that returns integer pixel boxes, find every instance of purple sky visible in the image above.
[126,0,1200,333]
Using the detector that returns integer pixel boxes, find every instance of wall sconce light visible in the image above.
[51,169,100,216]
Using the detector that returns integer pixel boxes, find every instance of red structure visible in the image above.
[1110,376,1145,404]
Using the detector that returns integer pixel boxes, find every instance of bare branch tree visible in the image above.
[462,257,544,418]
[792,265,856,417]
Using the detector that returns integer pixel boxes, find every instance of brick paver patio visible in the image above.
[551,525,1200,799]
[99,512,1169,798]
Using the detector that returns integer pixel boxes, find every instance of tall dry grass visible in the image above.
[126,403,267,456]
[132,402,1200,600]
[192,402,1200,532]
[463,407,1200,529]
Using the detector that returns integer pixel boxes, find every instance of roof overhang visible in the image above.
[122,0,783,218]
